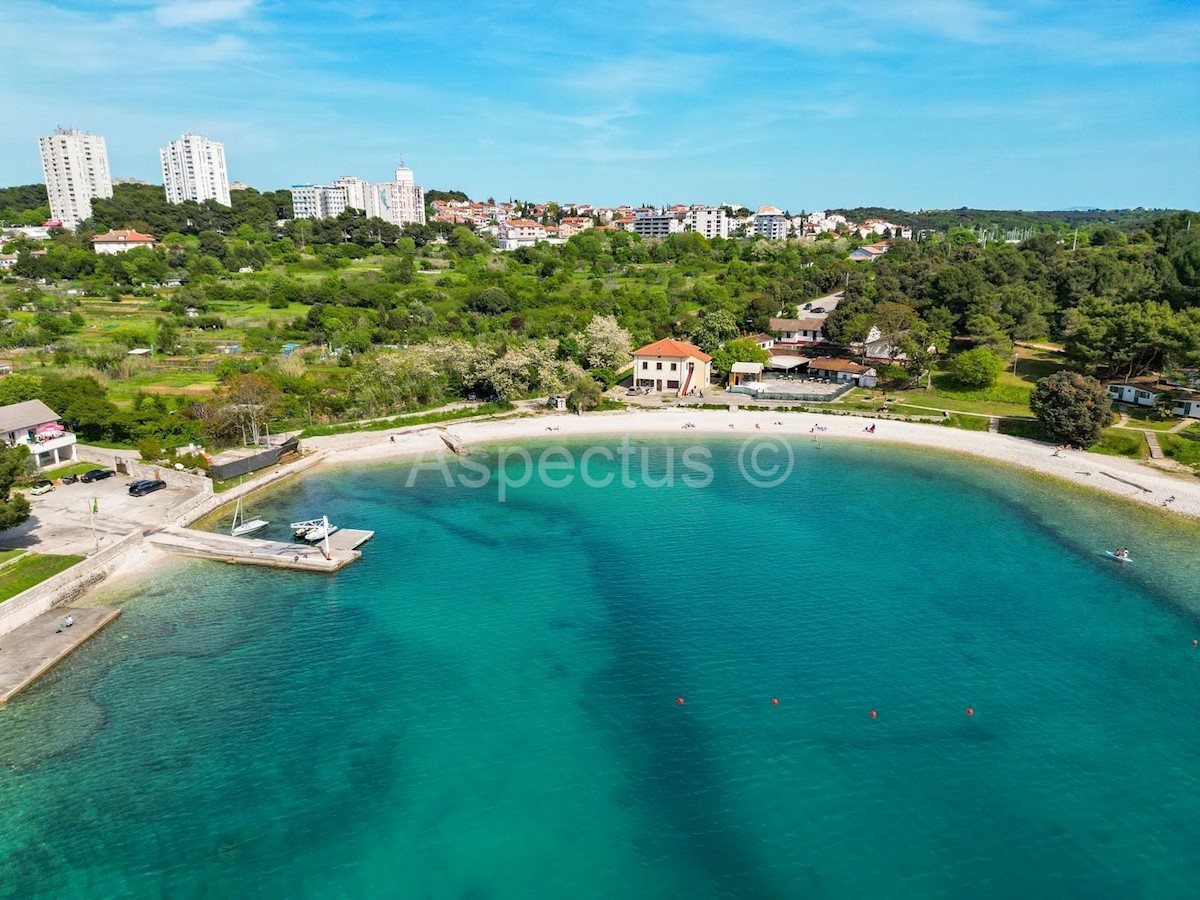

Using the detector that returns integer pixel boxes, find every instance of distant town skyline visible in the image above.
[4,1,1198,210]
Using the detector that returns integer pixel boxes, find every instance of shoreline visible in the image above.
[304,407,1200,520]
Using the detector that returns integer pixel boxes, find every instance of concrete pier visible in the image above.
[146,526,375,572]
[0,606,121,703]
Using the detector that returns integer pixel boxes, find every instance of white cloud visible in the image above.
[153,0,259,27]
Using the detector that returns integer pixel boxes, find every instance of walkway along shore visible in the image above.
[2,405,1198,703]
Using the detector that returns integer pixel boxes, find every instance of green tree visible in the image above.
[0,445,32,531]
[946,347,1005,387]
[711,337,769,375]
[567,376,602,414]
[1030,372,1112,448]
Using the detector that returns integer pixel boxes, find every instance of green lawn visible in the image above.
[1118,405,1187,431]
[941,413,990,431]
[1089,429,1148,460]
[1160,429,1200,470]
[0,548,26,566]
[0,554,85,603]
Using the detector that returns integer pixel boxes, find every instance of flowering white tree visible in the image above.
[579,315,633,370]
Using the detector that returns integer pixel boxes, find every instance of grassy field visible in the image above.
[1090,429,1148,459]
[1160,427,1200,469]
[0,548,26,567]
[0,554,85,603]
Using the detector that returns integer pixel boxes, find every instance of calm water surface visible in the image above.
[1,439,1198,899]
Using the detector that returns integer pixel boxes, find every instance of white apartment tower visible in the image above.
[37,128,113,229]
[291,162,425,227]
[685,207,729,239]
[160,133,232,207]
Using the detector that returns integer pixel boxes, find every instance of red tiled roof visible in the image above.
[633,338,712,362]
[92,229,155,243]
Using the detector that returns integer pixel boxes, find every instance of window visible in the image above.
[642,362,648,369]
[656,362,663,370]
[667,380,679,389]
[670,363,677,371]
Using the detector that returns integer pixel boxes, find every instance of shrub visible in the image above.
[946,348,1004,388]
[1030,372,1111,448]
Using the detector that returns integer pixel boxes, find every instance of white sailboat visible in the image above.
[231,496,270,537]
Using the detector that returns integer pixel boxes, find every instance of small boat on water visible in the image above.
[1105,550,1132,563]
[291,517,339,542]
[231,497,270,537]
[303,522,339,542]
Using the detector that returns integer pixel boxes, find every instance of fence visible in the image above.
[0,531,146,636]
[209,437,301,481]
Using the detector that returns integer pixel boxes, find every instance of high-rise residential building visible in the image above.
[290,163,425,227]
[684,206,728,239]
[753,206,790,240]
[37,128,113,229]
[160,133,231,207]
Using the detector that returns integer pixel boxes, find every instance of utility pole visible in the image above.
[88,497,99,554]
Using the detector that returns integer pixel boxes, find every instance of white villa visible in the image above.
[0,399,77,469]
[632,338,712,396]
[92,229,156,255]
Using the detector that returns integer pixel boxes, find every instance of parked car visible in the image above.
[30,479,54,495]
[80,468,115,483]
[129,479,166,497]
[60,473,79,484]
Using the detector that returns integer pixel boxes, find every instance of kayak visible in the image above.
[1105,551,1131,563]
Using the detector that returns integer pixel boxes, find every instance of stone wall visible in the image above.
[75,445,213,495]
[0,531,145,636]
[173,451,328,526]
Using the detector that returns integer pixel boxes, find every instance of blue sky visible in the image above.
[5,0,1198,210]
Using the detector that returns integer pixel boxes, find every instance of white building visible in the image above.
[632,338,713,396]
[291,165,425,227]
[630,209,684,238]
[160,133,231,207]
[0,399,77,469]
[92,229,156,255]
[754,206,790,240]
[684,207,728,239]
[363,164,426,227]
[37,128,113,229]
[497,219,547,250]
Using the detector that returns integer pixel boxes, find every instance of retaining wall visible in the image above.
[0,531,145,636]
[75,445,214,494]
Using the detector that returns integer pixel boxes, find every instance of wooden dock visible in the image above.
[147,526,375,572]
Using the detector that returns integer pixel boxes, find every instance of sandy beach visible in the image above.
[304,407,1200,519]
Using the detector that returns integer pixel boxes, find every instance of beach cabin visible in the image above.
[727,361,764,388]
[1106,384,1159,407]
[0,399,77,469]
[808,358,877,388]
[632,338,712,396]
[1172,397,1200,419]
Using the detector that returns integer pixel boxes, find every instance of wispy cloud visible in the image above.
[153,0,259,28]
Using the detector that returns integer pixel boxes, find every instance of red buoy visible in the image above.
[677,697,685,705]
[869,710,878,719]
[771,698,779,706]
[966,708,974,717]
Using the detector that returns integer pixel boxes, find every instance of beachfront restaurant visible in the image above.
[0,399,78,469]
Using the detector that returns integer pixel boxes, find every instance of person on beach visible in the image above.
[65,615,74,628]
[390,435,395,443]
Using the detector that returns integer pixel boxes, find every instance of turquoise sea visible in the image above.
[1,437,1198,899]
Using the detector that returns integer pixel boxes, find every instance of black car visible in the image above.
[80,468,115,483]
[129,479,167,497]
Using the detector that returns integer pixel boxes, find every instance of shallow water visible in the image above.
[2,439,1198,899]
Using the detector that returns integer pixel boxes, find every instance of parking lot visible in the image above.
[4,472,203,556]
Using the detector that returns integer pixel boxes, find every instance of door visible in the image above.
[656,380,662,391]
